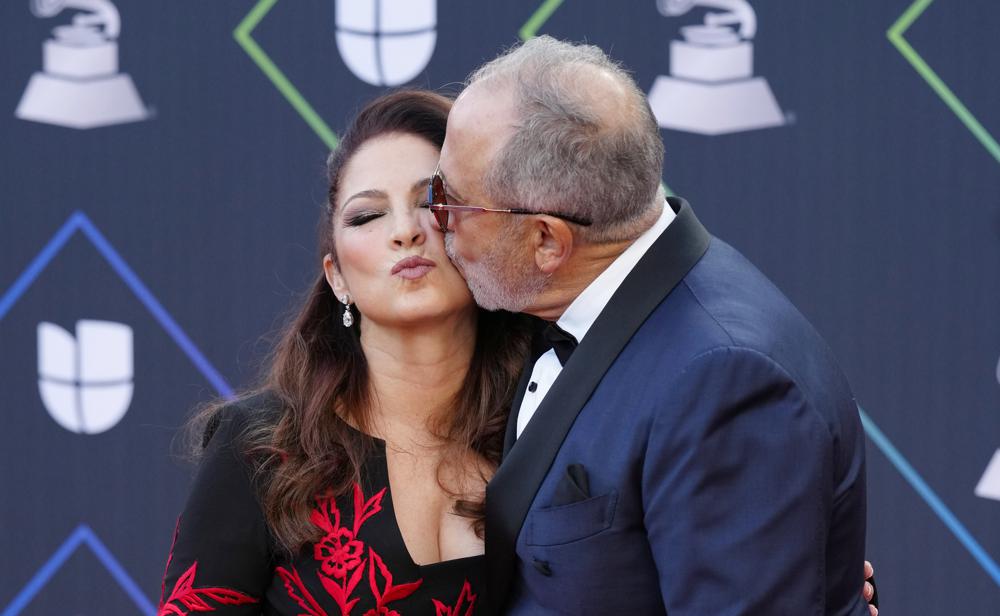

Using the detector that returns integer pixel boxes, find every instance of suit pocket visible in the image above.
[551,463,590,506]
[525,490,617,547]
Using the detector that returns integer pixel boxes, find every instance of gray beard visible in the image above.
[445,232,548,313]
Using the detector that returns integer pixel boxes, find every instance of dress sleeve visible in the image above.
[158,406,274,615]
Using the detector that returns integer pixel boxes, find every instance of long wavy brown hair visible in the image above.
[188,89,531,555]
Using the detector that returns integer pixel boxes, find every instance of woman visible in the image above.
[158,90,531,615]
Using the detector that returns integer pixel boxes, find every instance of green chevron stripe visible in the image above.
[234,0,339,150]
[520,0,565,41]
[889,0,1000,165]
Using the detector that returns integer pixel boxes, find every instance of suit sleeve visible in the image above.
[641,346,864,615]
[158,407,273,614]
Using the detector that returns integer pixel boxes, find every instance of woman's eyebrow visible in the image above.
[343,189,387,207]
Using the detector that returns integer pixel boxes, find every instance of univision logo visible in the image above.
[37,319,134,434]
[334,0,436,86]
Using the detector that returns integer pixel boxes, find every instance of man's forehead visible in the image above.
[449,84,517,142]
[442,83,517,179]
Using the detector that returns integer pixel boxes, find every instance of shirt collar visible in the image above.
[556,201,676,343]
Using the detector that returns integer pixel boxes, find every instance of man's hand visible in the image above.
[863,561,878,615]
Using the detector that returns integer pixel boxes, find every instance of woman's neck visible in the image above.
[358,310,477,450]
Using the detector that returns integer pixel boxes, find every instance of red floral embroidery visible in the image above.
[160,516,182,607]
[158,516,259,615]
[433,580,477,616]
[278,482,424,615]
[275,566,331,616]
[158,562,259,615]
[311,484,385,581]
[315,527,365,578]
[363,547,423,615]
[278,546,423,616]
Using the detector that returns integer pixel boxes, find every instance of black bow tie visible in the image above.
[531,320,579,366]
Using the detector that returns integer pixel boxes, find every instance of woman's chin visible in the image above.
[365,300,476,330]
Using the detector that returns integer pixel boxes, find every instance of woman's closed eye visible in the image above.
[343,210,384,227]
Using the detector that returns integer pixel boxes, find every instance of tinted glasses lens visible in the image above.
[431,174,449,231]
[432,173,447,204]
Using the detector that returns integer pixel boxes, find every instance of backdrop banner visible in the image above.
[1,1,998,613]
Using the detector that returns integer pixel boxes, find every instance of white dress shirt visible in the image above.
[515,201,677,437]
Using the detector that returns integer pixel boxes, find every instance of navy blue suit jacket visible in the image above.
[485,198,868,615]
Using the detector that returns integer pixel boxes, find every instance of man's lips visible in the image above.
[391,256,436,280]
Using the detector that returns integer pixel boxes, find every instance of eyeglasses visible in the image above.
[420,167,593,233]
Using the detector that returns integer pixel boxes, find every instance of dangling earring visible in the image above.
[341,295,354,328]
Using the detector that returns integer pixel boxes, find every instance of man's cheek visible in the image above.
[443,233,457,260]
[443,235,467,274]
[445,233,469,261]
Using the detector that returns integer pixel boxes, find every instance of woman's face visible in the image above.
[324,132,475,329]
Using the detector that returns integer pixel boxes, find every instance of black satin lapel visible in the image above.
[485,197,711,605]
[503,356,535,458]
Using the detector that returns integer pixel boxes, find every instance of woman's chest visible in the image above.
[385,449,487,565]
[263,479,484,615]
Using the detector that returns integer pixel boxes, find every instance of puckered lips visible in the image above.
[391,255,436,280]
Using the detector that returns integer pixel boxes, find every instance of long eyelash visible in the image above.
[344,211,383,227]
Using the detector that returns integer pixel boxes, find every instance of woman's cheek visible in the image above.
[441,267,476,308]
[341,230,382,273]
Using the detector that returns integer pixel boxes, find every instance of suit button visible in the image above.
[532,558,552,576]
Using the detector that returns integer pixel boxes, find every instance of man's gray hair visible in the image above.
[467,36,665,244]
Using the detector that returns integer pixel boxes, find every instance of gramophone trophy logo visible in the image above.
[975,357,1000,502]
[334,0,437,87]
[647,0,785,136]
[15,0,149,129]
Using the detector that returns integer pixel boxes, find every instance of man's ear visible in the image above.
[533,217,574,274]
[323,254,349,300]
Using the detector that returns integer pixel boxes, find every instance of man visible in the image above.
[433,36,871,614]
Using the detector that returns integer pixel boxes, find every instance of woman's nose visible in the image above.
[391,210,425,247]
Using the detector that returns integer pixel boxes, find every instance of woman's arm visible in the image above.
[158,406,274,615]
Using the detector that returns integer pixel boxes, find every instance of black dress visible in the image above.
[158,399,483,616]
